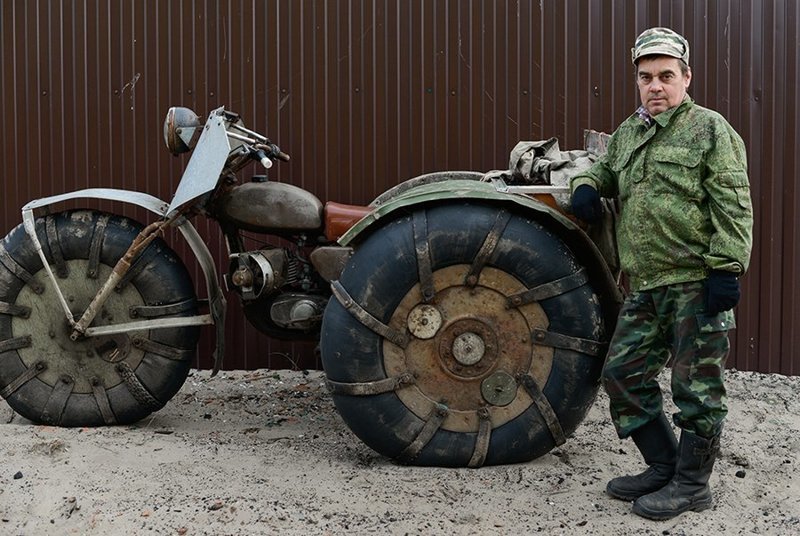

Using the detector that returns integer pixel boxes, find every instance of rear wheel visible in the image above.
[0,210,200,426]
[321,202,607,466]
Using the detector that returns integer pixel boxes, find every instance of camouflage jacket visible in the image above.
[571,97,753,292]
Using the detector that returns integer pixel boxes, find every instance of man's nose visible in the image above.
[649,80,663,92]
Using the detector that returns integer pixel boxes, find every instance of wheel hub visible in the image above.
[384,265,554,432]
[437,319,497,378]
[13,260,147,393]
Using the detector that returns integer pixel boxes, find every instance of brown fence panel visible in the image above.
[1,0,797,374]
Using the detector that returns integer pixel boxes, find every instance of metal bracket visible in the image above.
[507,268,589,307]
[40,375,75,425]
[326,373,415,396]
[0,361,46,399]
[412,210,435,302]
[399,403,449,463]
[331,280,409,349]
[132,337,196,361]
[531,328,605,357]
[465,209,511,287]
[91,377,117,425]
[468,407,492,468]
[129,298,197,319]
[518,374,566,446]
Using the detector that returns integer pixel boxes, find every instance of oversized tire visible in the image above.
[320,201,608,467]
[0,210,200,426]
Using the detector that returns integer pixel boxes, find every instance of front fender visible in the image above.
[338,178,622,332]
[20,188,227,372]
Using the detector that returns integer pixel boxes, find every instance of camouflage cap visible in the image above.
[631,27,690,65]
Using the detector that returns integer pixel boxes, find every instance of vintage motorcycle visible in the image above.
[0,106,620,467]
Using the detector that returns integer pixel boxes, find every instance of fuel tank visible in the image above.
[214,181,323,233]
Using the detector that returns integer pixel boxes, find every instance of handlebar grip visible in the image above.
[276,151,291,162]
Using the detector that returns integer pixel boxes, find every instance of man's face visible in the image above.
[636,56,691,116]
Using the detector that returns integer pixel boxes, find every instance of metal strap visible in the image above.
[331,280,409,349]
[0,302,31,318]
[507,268,589,307]
[91,378,117,425]
[531,328,605,357]
[116,361,163,411]
[132,337,194,361]
[87,214,109,279]
[0,246,44,294]
[412,210,435,303]
[0,361,46,399]
[0,335,32,353]
[129,298,196,319]
[468,407,492,468]
[326,373,414,396]
[465,209,511,287]
[115,246,155,290]
[519,374,566,446]
[40,375,75,425]
[45,215,69,278]
[399,403,449,462]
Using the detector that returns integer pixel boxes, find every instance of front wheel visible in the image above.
[0,210,200,426]
[320,202,608,467]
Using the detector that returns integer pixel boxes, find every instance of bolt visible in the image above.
[49,331,56,339]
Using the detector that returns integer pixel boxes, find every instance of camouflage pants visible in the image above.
[602,281,734,439]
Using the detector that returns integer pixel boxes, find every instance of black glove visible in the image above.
[705,270,740,315]
[571,185,602,223]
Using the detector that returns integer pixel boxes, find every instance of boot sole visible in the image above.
[606,486,646,502]
[631,497,712,520]
[606,480,673,502]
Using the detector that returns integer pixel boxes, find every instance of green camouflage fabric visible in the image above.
[631,27,690,65]
[602,281,733,439]
[571,97,753,292]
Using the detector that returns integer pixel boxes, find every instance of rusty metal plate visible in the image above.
[407,304,442,340]
[384,265,553,432]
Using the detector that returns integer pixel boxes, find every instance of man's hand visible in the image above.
[571,185,602,223]
[705,270,741,315]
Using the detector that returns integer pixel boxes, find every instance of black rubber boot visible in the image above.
[606,414,678,501]
[632,429,721,520]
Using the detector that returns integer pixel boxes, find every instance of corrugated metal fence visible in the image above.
[1,0,797,374]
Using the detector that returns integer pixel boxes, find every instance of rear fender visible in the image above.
[338,179,622,332]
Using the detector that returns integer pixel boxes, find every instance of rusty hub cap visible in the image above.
[384,265,554,432]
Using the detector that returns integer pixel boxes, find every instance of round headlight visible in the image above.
[163,107,202,154]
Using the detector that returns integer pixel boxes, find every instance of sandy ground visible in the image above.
[0,368,798,536]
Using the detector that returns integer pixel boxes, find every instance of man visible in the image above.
[570,27,753,520]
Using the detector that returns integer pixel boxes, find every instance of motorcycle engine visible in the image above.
[227,249,328,337]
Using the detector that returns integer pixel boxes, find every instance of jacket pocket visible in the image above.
[651,146,703,168]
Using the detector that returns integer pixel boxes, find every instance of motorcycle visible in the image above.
[0,106,620,467]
